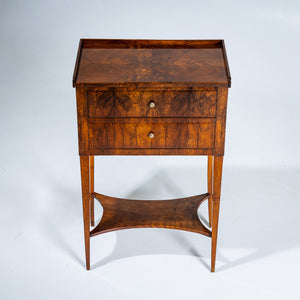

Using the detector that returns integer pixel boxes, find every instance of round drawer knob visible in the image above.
[148,132,155,139]
[149,101,156,108]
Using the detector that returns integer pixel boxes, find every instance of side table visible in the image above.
[72,39,231,272]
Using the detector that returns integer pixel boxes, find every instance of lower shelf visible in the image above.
[90,192,212,237]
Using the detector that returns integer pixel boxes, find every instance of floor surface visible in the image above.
[1,161,299,299]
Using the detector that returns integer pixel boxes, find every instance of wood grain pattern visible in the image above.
[77,48,227,86]
[214,88,228,155]
[88,121,215,149]
[87,88,217,118]
[84,148,214,156]
[76,87,89,155]
[73,39,231,88]
[91,192,211,237]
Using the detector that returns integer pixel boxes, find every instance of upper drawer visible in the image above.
[87,88,216,118]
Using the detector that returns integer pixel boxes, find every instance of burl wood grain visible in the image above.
[90,192,211,237]
[73,39,231,88]
[76,48,228,86]
[87,88,217,118]
[88,121,215,149]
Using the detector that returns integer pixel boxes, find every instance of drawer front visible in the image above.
[88,120,215,149]
[87,89,216,118]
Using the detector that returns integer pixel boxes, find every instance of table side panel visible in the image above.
[214,87,228,156]
[76,87,89,155]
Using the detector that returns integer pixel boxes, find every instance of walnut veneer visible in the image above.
[73,39,231,272]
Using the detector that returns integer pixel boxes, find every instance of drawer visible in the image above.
[88,120,215,149]
[87,89,216,118]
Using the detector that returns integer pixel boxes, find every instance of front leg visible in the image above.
[211,156,223,272]
[80,156,90,270]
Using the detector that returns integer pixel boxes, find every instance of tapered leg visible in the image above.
[80,156,90,270]
[89,156,95,226]
[207,156,213,227]
[211,156,223,272]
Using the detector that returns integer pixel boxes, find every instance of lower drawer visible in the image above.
[88,120,215,149]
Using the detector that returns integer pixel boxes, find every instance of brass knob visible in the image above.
[148,132,154,139]
[149,101,156,108]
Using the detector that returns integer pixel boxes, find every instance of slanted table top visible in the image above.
[73,39,231,88]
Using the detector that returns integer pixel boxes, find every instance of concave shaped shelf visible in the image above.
[90,192,211,237]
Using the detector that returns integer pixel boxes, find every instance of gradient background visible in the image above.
[0,0,299,299]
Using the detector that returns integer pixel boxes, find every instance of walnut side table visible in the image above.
[72,39,231,272]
